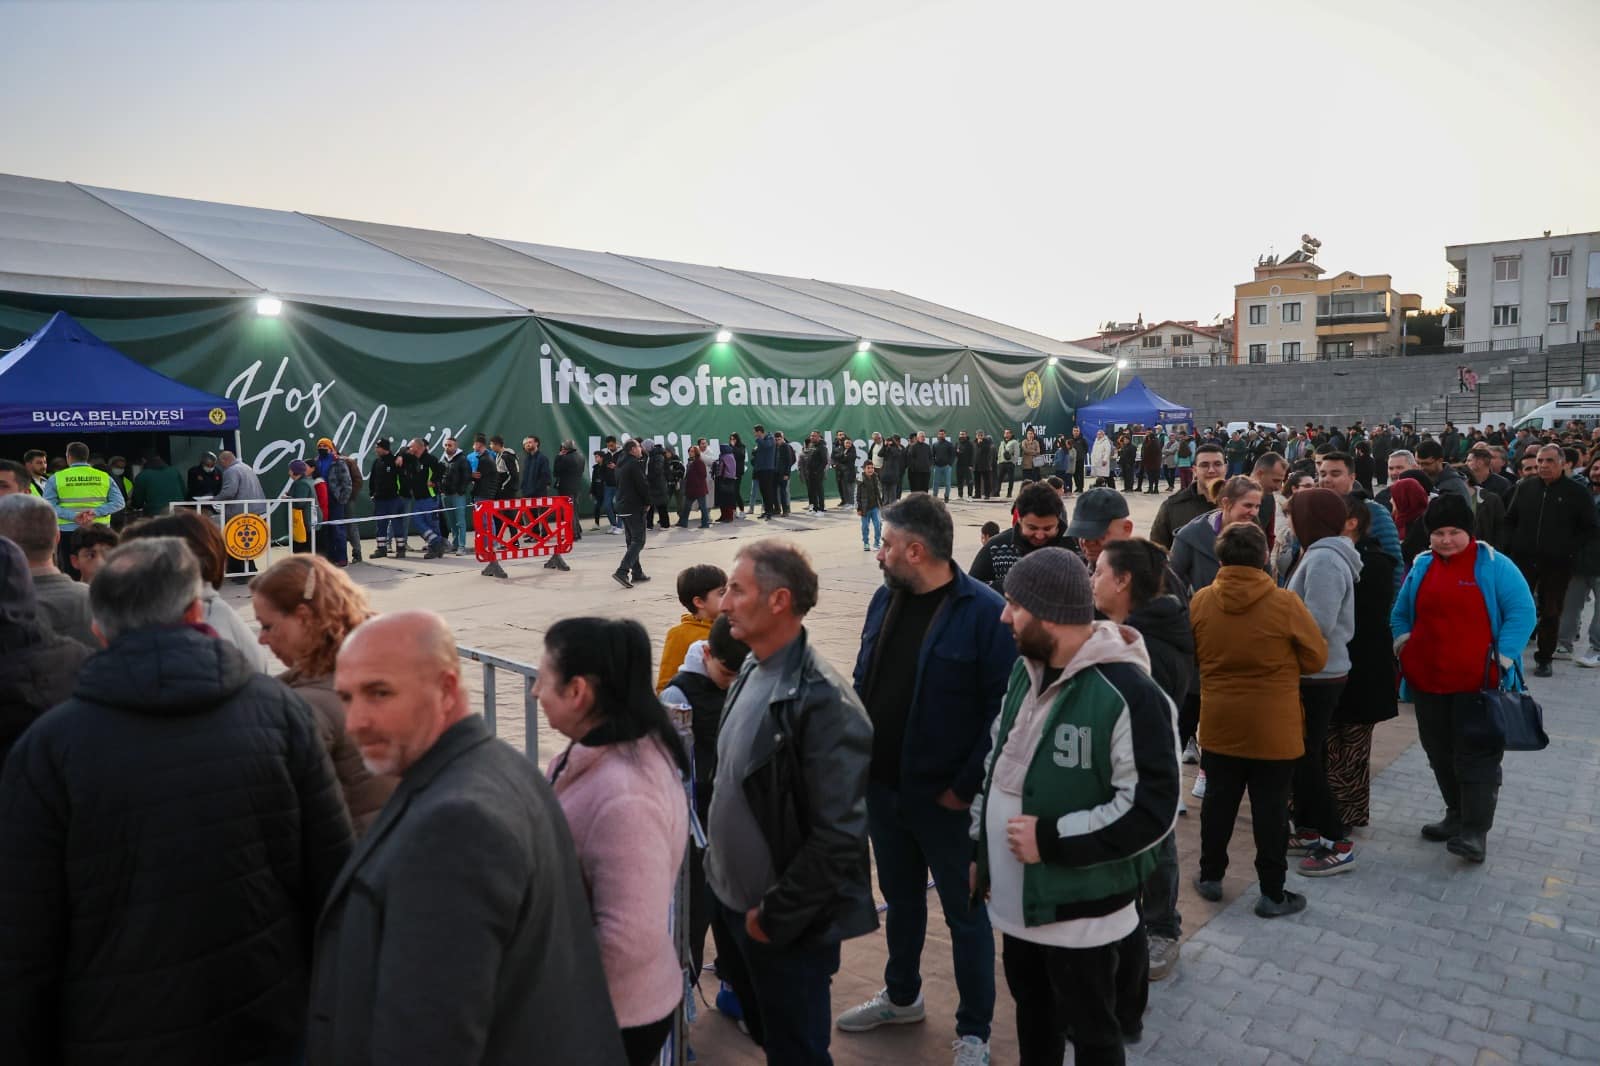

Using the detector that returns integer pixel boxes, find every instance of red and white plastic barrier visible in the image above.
[472,496,574,577]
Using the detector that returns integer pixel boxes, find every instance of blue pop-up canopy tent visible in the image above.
[0,311,239,435]
[1075,376,1193,441]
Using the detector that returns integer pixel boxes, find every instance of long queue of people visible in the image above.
[1,412,1596,1066]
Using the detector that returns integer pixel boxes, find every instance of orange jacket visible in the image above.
[1191,565,1328,761]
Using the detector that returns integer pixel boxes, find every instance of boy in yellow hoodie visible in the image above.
[656,563,727,692]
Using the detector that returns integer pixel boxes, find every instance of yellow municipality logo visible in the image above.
[1022,371,1043,410]
[223,513,270,560]
[208,407,228,426]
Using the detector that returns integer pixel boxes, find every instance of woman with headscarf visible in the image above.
[1327,496,1398,835]
[0,535,92,764]
[1090,429,1114,486]
[536,617,690,1065]
[1391,494,1536,863]
[1388,475,1431,571]
[1284,488,1363,877]
[714,443,740,523]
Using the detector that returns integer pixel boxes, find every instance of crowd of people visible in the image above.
[0,409,1596,1066]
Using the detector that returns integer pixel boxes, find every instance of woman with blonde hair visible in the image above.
[250,554,397,831]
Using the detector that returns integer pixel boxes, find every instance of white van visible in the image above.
[1513,395,1600,432]
[1224,420,1289,437]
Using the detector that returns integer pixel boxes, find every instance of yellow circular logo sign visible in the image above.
[223,513,270,561]
[208,407,227,426]
[1022,371,1043,410]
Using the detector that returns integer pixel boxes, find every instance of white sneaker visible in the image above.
[1574,650,1600,669]
[951,1035,990,1065]
[1191,769,1207,799]
[835,988,925,1032]
[1554,643,1573,660]
[1182,738,1200,764]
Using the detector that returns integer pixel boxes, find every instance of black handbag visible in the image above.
[1459,651,1549,752]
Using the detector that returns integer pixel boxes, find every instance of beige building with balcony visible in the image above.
[1233,249,1422,363]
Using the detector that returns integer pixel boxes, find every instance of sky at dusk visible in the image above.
[3,0,1595,340]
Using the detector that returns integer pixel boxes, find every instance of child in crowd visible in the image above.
[287,460,316,553]
[69,526,119,584]
[655,564,727,693]
[857,459,883,551]
[980,520,1000,546]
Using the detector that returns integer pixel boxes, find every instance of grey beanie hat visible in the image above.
[1003,546,1094,625]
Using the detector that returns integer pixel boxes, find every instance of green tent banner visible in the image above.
[0,294,1116,498]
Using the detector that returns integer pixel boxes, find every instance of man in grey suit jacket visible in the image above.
[309,611,626,1066]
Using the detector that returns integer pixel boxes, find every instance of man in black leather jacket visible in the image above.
[709,539,877,1062]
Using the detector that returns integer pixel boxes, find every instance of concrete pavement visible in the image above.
[225,483,1600,1064]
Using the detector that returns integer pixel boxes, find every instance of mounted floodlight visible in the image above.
[1116,358,1130,369]
[256,297,283,317]
[857,340,871,353]
[1048,356,1059,366]
[715,329,733,343]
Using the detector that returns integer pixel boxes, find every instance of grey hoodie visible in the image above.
[1287,536,1362,678]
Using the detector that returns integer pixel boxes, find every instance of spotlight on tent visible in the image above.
[857,340,871,353]
[715,329,733,343]
[256,297,283,317]
[1048,356,1059,366]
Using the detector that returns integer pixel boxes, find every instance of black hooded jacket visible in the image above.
[0,537,91,765]
[0,625,354,1065]
[1124,594,1195,709]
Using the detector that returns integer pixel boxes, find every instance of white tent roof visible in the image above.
[0,172,1109,359]
[0,174,255,299]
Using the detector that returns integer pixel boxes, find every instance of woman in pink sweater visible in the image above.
[536,617,691,1066]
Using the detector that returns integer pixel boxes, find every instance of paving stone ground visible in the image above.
[228,487,1600,1065]
[1133,642,1600,1066]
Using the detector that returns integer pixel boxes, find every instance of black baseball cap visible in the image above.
[1067,488,1130,538]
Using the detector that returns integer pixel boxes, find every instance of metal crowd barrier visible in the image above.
[172,497,316,571]
[460,643,691,1066]
[457,644,541,764]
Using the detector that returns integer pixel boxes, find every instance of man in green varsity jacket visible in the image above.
[969,546,1179,1066]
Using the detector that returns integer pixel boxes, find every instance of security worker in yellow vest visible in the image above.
[107,456,135,528]
[42,441,125,573]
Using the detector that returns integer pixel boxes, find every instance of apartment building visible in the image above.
[1444,230,1600,350]
[1233,248,1422,363]
[1066,316,1233,367]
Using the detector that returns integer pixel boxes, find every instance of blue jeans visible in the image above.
[867,781,994,1042]
[778,476,791,513]
[860,507,881,547]
[373,497,406,546]
[405,497,441,543]
[678,494,710,528]
[601,484,619,527]
[441,493,469,548]
[720,902,841,1066]
[931,465,953,498]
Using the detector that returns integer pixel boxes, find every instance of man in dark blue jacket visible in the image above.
[751,424,778,520]
[519,436,552,498]
[841,494,1016,1062]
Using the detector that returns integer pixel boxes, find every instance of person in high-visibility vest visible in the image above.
[42,441,124,531]
[41,442,124,575]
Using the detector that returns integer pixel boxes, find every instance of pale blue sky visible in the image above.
[2,0,1595,339]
